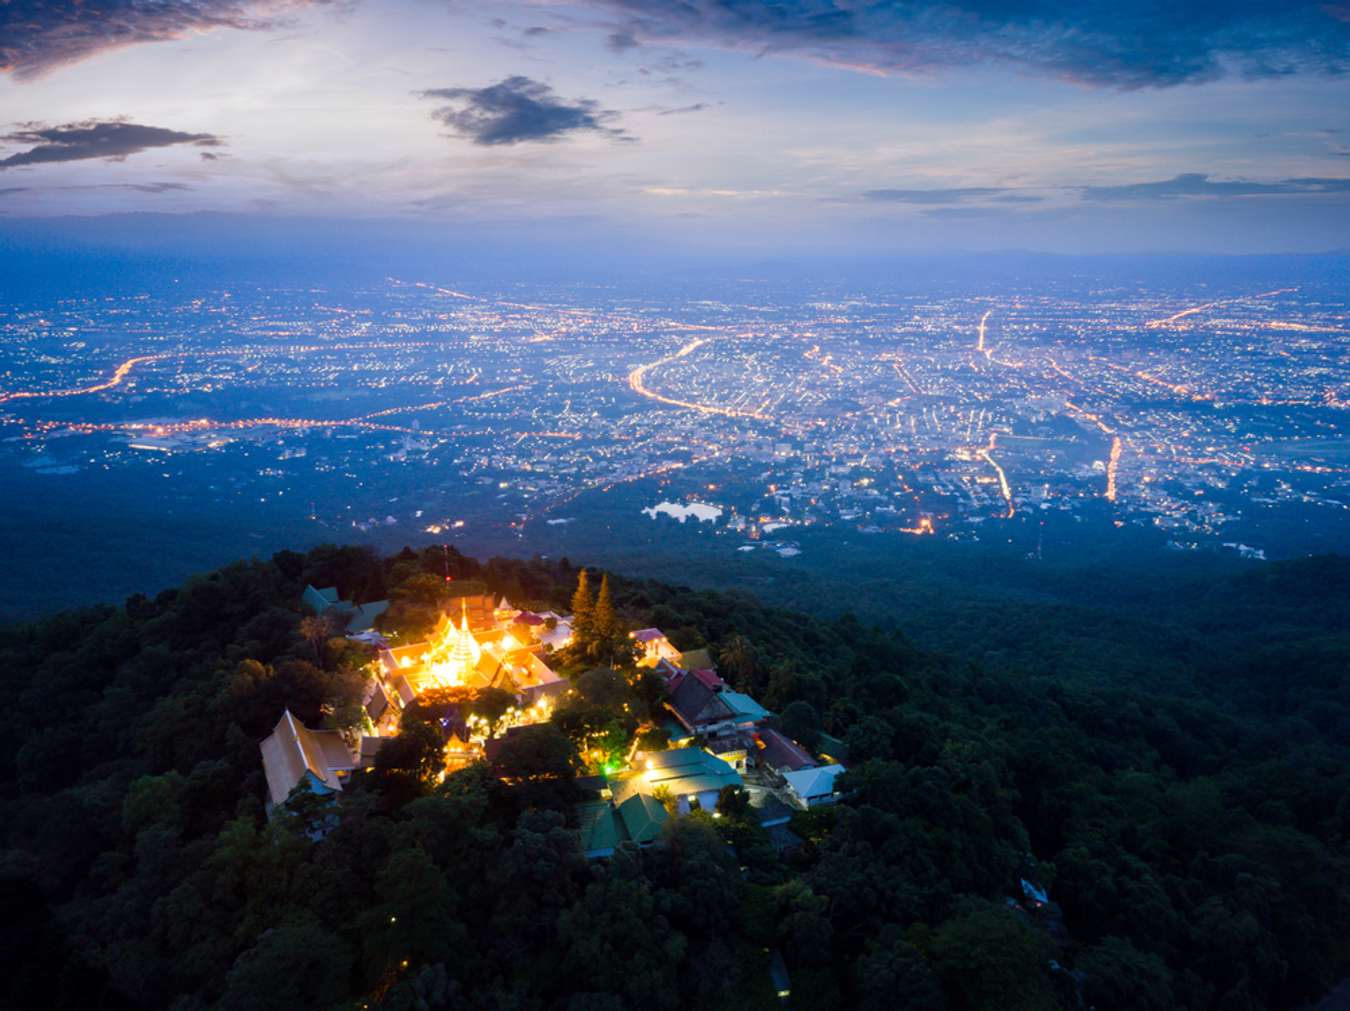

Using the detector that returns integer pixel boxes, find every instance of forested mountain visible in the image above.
[2,545,1347,1011]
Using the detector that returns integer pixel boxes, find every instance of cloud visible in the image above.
[418,76,631,145]
[0,0,326,81]
[864,186,1007,204]
[124,181,192,192]
[658,102,710,115]
[1080,173,1350,200]
[642,185,784,198]
[583,0,1350,89]
[920,206,1009,219]
[0,181,191,195]
[0,121,223,169]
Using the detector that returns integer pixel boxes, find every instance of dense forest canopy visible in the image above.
[1,544,1347,1010]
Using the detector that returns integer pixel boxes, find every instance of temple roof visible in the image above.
[258,709,355,807]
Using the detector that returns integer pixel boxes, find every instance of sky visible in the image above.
[1,0,1350,255]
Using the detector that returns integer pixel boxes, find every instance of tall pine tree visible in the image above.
[570,568,595,653]
[592,574,634,667]
[593,574,616,657]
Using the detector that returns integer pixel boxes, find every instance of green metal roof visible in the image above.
[617,793,669,844]
[577,801,626,854]
[720,690,770,721]
[304,585,341,610]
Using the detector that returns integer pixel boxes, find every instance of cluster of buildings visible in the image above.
[260,586,846,857]
[577,628,847,858]
[259,587,573,807]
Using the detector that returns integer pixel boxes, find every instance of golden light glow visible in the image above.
[425,599,482,688]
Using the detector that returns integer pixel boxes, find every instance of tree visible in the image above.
[384,573,452,638]
[217,918,352,1011]
[570,568,595,650]
[930,901,1058,1011]
[555,858,685,1010]
[593,573,617,644]
[322,663,370,738]
[575,666,630,709]
[1078,936,1175,1011]
[552,696,629,771]
[781,700,822,751]
[489,724,579,783]
[297,614,332,666]
[718,633,758,690]
[855,931,947,1011]
[469,686,515,738]
[716,784,751,820]
[363,845,464,975]
[375,720,445,788]
[843,714,895,763]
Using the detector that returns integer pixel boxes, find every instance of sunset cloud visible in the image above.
[0,0,324,80]
[419,77,631,146]
[0,121,223,169]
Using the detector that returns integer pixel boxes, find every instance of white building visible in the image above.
[782,763,847,809]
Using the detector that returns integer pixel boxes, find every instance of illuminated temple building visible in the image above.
[377,593,568,706]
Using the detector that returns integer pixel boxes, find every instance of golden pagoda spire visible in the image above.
[428,597,482,687]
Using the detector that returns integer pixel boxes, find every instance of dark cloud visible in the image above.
[607,30,639,52]
[418,76,631,146]
[637,51,704,78]
[864,186,1007,204]
[585,0,1350,89]
[0,121,223,169]
[0,181,190,195]
[1080,173,1350,200]
[124,181,192,192]
[0,0,325,81]
[658,102,710,115]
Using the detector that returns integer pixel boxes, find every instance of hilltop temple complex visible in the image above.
[262,576,845,854]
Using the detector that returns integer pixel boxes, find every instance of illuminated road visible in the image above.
[978,431,1015,518]
[1092,357,1210,402]
[37,413,582,441]
[627,338,769,420]
[1105,436,1123,502]
[976,308,994,359]
[0,341,444,404]
[409,279,723,332]
[1145,287,1296,329]
[0,352,168,403]
[1063,398,1124,503]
